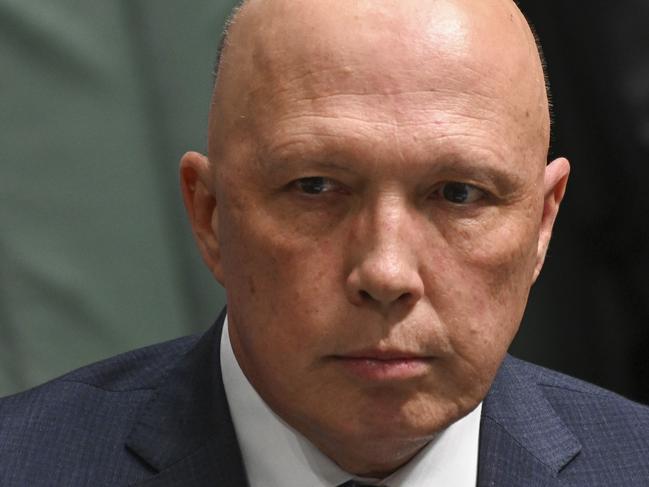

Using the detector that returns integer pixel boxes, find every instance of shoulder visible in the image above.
[1,333,199,404]
[505,356,649,476]
[506,355,649,424]
[0,334,200,485]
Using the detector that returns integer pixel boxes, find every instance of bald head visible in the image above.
[209,0,551,163]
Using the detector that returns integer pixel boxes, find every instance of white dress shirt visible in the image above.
[221,316,482,487]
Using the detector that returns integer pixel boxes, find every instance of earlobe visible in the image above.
[533,157,570,282]
[179,151,225,284]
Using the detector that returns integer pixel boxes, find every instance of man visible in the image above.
[1,0,648,485]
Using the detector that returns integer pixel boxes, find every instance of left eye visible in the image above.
[293,177,337,195]
[438,182,485,204]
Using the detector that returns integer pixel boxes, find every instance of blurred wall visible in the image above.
[511,0,649,405]
[2,1,648,404]
[1,0,237,396]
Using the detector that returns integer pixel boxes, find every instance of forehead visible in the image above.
[231,0,541,98]
[214,0,548,174]
[245,3,485,96]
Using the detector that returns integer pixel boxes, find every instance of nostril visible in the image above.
[357,289,413,305]
[359,290,373,301]
[397,292,412,303]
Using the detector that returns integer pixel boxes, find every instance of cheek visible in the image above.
[218,200,345,345]
[225,228,336,306]
[428,211,540,364]
[453,204,540,294]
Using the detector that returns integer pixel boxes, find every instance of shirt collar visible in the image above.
[221,316,481,487]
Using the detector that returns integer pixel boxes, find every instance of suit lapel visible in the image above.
[126,310,248,486]
[477,356,582,486]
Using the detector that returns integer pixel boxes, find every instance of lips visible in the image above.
[334,350,434,381]
[341,349,426,360]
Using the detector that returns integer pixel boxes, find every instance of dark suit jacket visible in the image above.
[2,311,649,486]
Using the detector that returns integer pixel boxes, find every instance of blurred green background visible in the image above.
[1,0,237,395]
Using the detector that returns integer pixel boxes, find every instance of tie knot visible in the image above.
[337,481,383,487]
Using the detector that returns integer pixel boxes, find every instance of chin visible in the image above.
[327,410,446,478]
[350,392,471,443]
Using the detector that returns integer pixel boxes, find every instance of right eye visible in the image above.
[438,181,485,204]
[292,177,338,195]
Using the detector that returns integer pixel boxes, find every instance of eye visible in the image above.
[438,182,485,204]
[293,177,338,195]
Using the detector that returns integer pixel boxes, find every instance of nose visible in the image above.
[345,204,424,311]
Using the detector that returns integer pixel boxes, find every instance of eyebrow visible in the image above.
[431,161,524,192]
[259,157,359,178]
[255,137,360,174]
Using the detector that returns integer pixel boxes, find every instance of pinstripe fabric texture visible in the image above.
[1,311,648,486]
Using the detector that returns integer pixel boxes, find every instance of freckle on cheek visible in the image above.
[248,276,257,295]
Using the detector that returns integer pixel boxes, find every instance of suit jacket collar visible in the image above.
[478,356,582,486]
[126,310,248,486]
[126,312,581,486]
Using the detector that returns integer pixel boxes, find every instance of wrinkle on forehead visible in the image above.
[210,0,550,166]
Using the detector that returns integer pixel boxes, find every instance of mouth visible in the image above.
[332,350,434,382]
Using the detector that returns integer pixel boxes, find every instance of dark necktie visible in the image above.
[337,481,383,487]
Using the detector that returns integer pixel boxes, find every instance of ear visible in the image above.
[179,151,225,284]
[533,157,570,283]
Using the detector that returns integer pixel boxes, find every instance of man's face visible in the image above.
[183,0,568,476]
